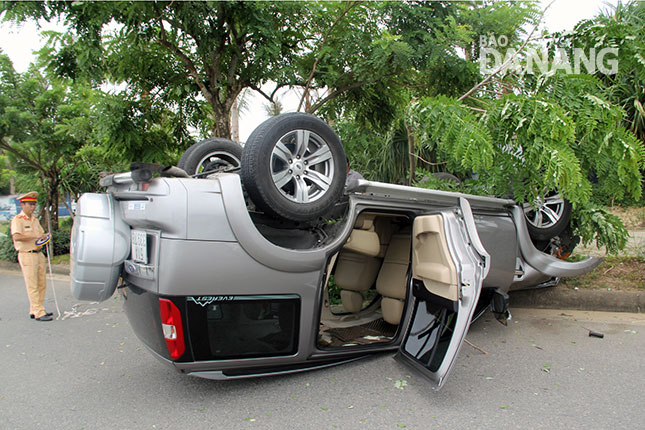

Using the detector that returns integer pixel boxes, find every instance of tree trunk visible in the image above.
[230,97,240,143]
[41,176,59,232]
[211,106,232,138]
[3,157,14,194]
[405,123,416,186]
[209,92,239,139]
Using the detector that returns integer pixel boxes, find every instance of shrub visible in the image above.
[0,227,18,263]
[59,216,74,232]
[0,226,70,262]
[51,230,70,256]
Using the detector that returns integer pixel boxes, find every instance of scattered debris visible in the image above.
[394,380,408,390]
[464,338,488,354]
[60,303,100,320]
[582,326,605,338]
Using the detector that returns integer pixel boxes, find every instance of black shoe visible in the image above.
[29,312,52,319]
[35,314,53,321]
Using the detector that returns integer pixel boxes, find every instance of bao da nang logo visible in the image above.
[479,34,618,75]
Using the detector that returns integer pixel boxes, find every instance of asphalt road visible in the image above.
[2,269,645,429]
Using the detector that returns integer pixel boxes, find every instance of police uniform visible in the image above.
[10,192,50,321]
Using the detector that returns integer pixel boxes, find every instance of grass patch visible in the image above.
[49,253,70,265]
[560,256,645,291]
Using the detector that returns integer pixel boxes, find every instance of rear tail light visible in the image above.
[159,298,185,360]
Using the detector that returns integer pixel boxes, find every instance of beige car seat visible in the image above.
[375,231,411,325]
[334,214,382,313]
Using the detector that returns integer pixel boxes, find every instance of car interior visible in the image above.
[318,211,413,348]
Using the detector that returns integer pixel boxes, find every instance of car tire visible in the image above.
[241,113,347,222]
[179,138,242,177]
[523,193,572,241]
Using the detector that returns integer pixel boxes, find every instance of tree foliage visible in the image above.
[0,52,190,229]
[0,53,98,229]
[2,1,537,140]
[3,1,314,138]
[404,74,643,252]
[552,0,645,143]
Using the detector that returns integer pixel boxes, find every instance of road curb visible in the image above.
[510,287,645,313]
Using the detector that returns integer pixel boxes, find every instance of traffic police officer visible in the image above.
[11,192,52,321]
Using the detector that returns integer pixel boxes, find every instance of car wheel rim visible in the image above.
[195,152,241,177]
[523,194,565,229]
[270,129,334,203]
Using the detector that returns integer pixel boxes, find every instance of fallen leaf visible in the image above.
[394,380,408,390]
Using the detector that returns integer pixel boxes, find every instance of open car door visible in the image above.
[396,198,490,390]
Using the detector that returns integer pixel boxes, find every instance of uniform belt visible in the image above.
[20,250,42,253]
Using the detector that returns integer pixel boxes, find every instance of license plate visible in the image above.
[131,230,148,264]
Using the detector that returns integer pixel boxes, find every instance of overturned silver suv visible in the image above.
[70,113,600,389]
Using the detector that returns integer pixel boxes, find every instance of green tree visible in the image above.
[553,0,645,144]
[551,0,645,205]
[336,1,540,184]
[3,1,312,138]
[3,1,518,140]
[0,54,97,229]
[405,74,643,253]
